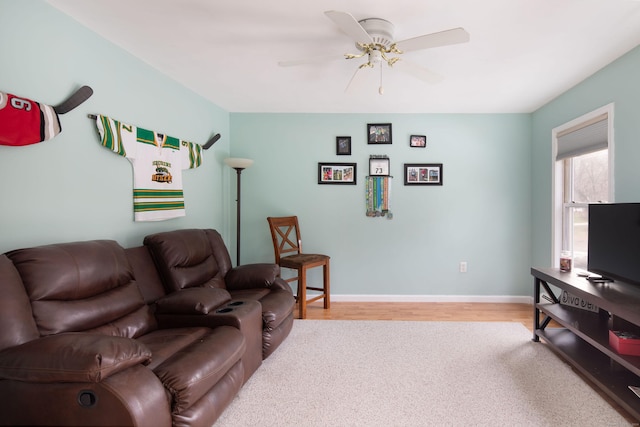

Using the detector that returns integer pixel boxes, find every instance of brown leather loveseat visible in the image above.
[0,230,295,427]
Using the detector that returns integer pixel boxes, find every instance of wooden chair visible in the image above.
[267,216,330,319]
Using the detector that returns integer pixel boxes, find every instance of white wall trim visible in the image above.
[328,294,533,304]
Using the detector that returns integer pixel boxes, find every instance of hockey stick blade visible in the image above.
[203,133,221,150]
[54,85,94,114]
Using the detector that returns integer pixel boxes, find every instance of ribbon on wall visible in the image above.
[365,176,393,219]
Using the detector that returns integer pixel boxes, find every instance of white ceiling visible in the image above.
[47,0,640,114]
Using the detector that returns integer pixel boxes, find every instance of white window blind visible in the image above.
[556,113,608,160]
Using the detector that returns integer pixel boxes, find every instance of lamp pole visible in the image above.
[224,158,254,266]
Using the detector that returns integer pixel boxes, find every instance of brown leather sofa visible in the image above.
[0,230,295,427]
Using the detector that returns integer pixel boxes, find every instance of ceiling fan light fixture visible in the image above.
[357,18,395,49]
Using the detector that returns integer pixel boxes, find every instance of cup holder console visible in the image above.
[215,301,245,314]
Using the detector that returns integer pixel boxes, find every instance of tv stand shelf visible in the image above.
[532,267,640,421]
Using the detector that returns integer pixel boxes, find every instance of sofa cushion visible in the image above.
[155,288,232,315]
[0,333,152,383]
[87,305,157,339]
[34,283,151,336]
[144,229,232,292]
[139,326,245,415]
[6,240,155,337]
[8,240,133,300]
[0,255,39,351]
[137,328,209,370]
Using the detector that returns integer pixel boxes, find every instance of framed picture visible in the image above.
[318,162,357,185]
[410,135,427,147]
[404,163,443,185]
[336,136,351,155]
[367,123,392,144]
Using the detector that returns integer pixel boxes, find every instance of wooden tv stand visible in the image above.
[532,267,640,421]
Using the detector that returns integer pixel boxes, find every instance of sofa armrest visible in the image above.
[271,277,295,293]
[225,263,281,291]
[0,333,151,383]
[154,288,232,315]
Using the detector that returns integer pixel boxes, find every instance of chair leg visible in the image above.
[323,260,330,310]
[298,267,307,319]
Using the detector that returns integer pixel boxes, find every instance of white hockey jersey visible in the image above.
[95,115,202,221]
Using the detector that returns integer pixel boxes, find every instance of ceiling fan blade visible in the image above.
[395,27,470,53]
[394,59,444,84]
[344,66,364,93]
[324,10,373,44]
[278,54,347,67]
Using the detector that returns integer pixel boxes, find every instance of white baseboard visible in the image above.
[328,294,533,305]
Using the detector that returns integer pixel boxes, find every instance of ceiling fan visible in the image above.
[278,10,470,94]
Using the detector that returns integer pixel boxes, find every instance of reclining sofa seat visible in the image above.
[125,243,264,383]
[143,228,296,359]
[0,241,246,427]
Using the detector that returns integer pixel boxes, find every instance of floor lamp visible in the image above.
[224,157,254,266]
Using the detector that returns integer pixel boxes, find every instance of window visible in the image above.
[561,150,609,269]
[553,104,614,270]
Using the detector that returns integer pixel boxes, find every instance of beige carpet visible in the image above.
[215,320,630,426]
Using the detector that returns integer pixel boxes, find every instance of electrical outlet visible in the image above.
[459,261,468,273]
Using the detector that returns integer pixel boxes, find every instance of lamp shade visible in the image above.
[224,157,254,169]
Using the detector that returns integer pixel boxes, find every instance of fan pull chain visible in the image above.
[379,62,384,95]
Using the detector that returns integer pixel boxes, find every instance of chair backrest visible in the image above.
[267,216,303,264]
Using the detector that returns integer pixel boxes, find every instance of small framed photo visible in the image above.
[367,123,392,144]
[410,135,426,147]
[404,163,443,186]
[336,136,351,155]
[318,162,357,185]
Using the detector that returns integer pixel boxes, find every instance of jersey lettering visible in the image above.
[10,97,32,111]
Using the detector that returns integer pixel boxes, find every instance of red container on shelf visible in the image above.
[609,330,640,356]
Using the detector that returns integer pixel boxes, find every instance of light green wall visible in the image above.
[5,1,639,299]
[531,45,640,267]
[0,1,231,252]
[231,113,532,297]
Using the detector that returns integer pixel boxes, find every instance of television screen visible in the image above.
[588,203,640,285]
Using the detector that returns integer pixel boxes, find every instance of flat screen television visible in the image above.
[588,203,640,285]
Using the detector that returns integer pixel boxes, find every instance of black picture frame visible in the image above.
[318,162,357,185]
[336,136,351,155]
[410,135,427,148]
[367,123,392,144]
[404,163,443,185]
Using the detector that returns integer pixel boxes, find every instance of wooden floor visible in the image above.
[305,301,533,329]
[304,301,636,424]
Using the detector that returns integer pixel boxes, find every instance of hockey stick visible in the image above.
[54,85,94,114]
[86,113,220,150]
[202,133,220,150]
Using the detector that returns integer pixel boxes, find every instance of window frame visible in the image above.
[551,103,615,269]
